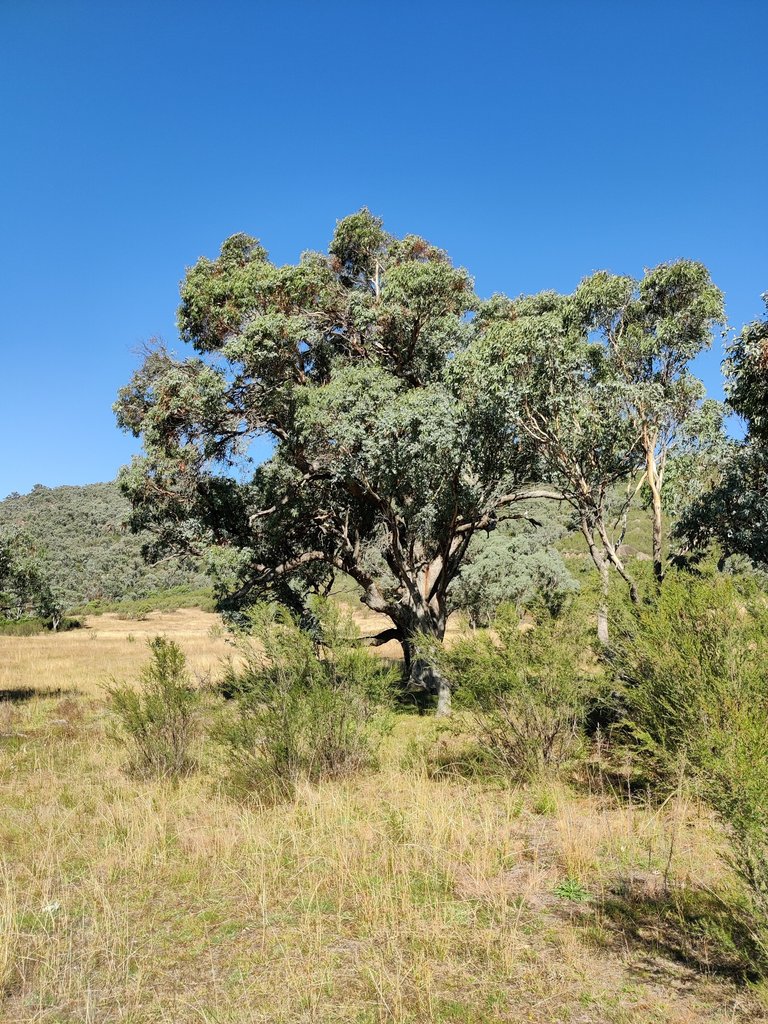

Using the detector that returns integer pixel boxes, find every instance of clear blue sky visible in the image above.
[1,0,765,497]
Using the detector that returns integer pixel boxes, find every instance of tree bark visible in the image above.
[597,558,610,646]
[398,604,451,714]
[580,518,612,644]
[645,442,665,584]
[648,476,664,583]
[408,656,452,715]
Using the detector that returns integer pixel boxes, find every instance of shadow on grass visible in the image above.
[0,687,81,703]
[592,876,765,982]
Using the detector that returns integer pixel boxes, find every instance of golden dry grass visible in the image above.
[0,608,231,699]
[0,611,765,1022]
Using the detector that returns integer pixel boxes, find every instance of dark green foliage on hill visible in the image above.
[0,482,209,609]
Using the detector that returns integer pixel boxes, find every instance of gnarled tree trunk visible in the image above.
[396,599,451,715]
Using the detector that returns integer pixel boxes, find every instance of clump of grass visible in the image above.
[0,866,18,995]
[554,877,590,903]
[106,635,202,779]
[217,599,395,803]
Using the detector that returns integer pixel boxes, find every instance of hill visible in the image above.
[0,481,209,609]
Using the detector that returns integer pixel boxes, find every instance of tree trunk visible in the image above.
[408,656,452,716]
[646,448,665,583]
[580,518,612,645]
[650,485,664,583]
[398,606,451,715]
[597,559,610,646]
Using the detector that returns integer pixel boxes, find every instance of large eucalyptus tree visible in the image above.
[464,260,723,638]
[115,211,542,712]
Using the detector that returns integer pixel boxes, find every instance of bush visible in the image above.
[0,616,46,636]
[107,636,202,778]
[435,603,598,781]
[615,570,768,935]
[74,586,216,618]
[217,599,395,803]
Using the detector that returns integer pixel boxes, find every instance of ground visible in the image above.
[0,609,766,1023]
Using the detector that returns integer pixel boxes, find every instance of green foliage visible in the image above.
[553,878,590,903]
[450,512,578,627]
[0,531,63,628]
[462,260,724,613]
[217,599,396,803]
[615,571,768,929]
[73,585,215,618]
[114,210,545,700]
[106,636,202,779]
[435,603,599,781]
[0,483,209,609]
[724,292,768,441]
[677,294,768,570]
[0,616,48,636]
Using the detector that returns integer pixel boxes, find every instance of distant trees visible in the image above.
[0,482,208,609]
[0,533,63,628]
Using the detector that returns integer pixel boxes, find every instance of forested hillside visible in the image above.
[0,482,208,608]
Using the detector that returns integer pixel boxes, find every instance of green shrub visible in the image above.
[435,604,598,781]
[615,570,768,935]
[0,616,46,636]
[217,599,395,803]
[74,586,216,618]
[107,636,202,778]
[0,616,81,636]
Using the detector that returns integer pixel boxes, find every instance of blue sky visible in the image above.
[1,0,765,497]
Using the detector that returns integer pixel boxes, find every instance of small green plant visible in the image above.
[532,789,558,815]
[216,599,395,803]
[106,636,201,778]
[554,877,590,903]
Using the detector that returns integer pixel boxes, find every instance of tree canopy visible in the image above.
[116,211,552,711]
[677,294,768,568]
[116,210,727,687]
[460,263,723,638]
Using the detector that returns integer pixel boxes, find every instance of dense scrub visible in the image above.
[0,482,209,608]
[614,570,768,948]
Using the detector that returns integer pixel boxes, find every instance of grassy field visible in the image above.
[0,609,765,1022]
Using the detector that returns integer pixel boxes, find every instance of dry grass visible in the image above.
[0,609,230,699]
[0,611,765,1022]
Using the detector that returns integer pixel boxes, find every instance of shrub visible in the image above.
[0,616,46,636]
[435,604,598,781]
[106,636,201,778]
[615,570,768,934]
[217,599,395,803]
